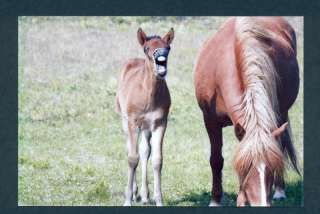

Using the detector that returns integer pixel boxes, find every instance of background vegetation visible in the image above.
[18,16,303,206]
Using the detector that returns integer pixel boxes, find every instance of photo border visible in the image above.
[1,0,320,213]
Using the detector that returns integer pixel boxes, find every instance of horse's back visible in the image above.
[251,17,299,112]
[119,58,145,83]
[268,18,299,112]
[116,58,145,115]
[194,17,299,115]
[118,58,145,97]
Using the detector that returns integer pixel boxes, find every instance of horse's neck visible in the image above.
[142,59,165,107]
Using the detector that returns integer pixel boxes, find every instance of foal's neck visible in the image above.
[143,59,165,103]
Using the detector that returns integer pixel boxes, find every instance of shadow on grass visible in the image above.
[166,191,237,206]
[272,180,303,207]
[167,180,303,206]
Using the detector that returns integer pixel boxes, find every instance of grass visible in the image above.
[18,16,303,206]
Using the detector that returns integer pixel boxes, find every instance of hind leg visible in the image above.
[273,171,286,200]
[203,111,224,206]
[273,114,290,200]
[273,128,289,200]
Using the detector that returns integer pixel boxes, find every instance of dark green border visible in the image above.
[0,0,319,16]
[0,16,18,208]
[1,0,320,213]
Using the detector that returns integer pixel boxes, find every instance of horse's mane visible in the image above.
[234,17,285,184]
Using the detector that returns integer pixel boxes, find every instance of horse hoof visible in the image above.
[273,189,286,200]
[141,198,150,205]
[209,200,221,207]
[156,201,163,206]
[133,194,141,202]
[153,197,163,206]
[123,201,132,206]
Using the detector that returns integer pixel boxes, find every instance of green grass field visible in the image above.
[18,16,303,206]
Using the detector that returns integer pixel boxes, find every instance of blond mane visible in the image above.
[234,17,285,184]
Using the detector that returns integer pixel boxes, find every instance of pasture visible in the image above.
[18,16,303,206]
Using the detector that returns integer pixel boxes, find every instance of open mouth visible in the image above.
[155,56,167,78]
[153,48,170,78]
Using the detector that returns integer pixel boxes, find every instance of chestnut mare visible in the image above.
[194,17,300,206]
[116,28,174,206]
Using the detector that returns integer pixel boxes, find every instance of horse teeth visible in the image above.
[157,56,166,62]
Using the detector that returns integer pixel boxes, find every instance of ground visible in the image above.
[18,16,303,206]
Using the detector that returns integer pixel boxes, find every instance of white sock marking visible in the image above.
[209,200,221,207]
[257,162,267,206]
[273,188,286,199]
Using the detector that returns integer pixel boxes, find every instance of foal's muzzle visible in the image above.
[153,48,170,78]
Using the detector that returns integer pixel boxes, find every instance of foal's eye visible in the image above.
[144,46,149,54]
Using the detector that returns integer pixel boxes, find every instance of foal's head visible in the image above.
[137,28,174,79]
[234,122,288,206]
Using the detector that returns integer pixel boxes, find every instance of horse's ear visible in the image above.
[137,28,147,46]
[235,123,246,141]
[272,122,288,139]
[163,28,174,45]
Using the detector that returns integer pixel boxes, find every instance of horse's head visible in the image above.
[234,122,288,206]
[236,162,274,206]
[137,28,174,79]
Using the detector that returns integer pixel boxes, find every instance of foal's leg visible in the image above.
[132,173,139,202]
[151,124,166,206]
[203,112,223,206]
[139,130,151,204]
[124,122,140,206]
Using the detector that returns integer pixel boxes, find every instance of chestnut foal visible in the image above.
[116,28,174,206]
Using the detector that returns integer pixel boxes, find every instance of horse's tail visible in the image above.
[280,120,301,175]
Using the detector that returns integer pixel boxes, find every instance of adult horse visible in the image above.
[116,28,174,206]
[194,17,300,206]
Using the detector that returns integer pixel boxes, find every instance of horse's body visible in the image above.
[116,28,174,206]
[194,17,299,206]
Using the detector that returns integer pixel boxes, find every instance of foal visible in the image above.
[116,28,174,206]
